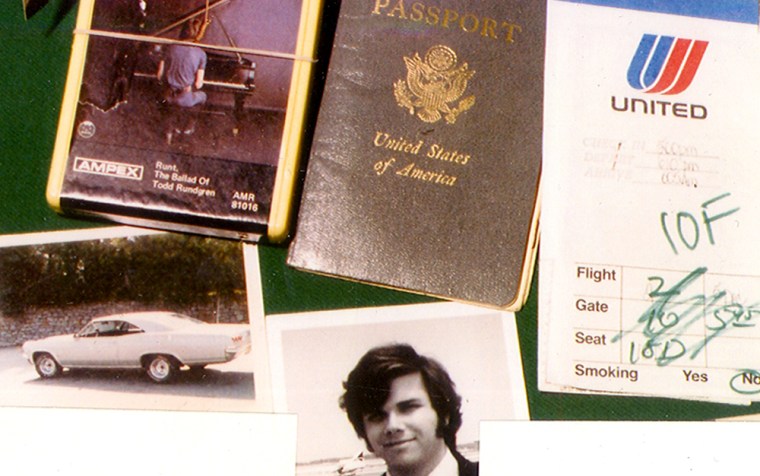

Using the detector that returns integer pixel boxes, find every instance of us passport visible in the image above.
[288,0,545,309]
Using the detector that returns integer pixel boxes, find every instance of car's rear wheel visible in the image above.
[34,353,62,379]
[145,354,177,383]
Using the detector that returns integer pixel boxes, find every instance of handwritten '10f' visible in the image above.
[660,192,739,255]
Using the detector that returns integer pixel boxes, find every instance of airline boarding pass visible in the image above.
[539,0,760,404]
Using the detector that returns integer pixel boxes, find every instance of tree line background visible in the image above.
[0,233,246,317]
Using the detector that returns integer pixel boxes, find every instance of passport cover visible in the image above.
[288,0,545,309]
[46,0,322,242]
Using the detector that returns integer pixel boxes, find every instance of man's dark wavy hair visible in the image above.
[179,18,203,41]
[339,343,463,451]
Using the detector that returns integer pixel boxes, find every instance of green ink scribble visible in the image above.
[730,370,760,395]
[611,267,707,345]
[613,267,760,367]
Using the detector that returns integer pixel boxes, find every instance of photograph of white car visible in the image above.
[0,227,267,413]
[22,311,252,383]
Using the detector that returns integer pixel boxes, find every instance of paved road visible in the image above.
[0,346,257,412]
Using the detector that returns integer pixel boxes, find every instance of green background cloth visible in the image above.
[2,1,756,420]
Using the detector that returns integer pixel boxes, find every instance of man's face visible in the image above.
[362,372,447,475]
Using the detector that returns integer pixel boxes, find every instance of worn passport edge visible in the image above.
[45,0,323,243]
[287,178,542,312]
[514,177,542,311]
[267,0,324,242]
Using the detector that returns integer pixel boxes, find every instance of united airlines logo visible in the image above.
[611,34,709,119]
[627,34,708,95]
[74,157,143,181]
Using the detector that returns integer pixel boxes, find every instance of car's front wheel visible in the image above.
[34,353,62,379]
[144,354,177,383]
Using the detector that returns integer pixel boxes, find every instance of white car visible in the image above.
[22,311,251,383]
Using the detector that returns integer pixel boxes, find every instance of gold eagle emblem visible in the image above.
[394,45,475,124]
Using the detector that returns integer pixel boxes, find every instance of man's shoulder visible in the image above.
[377,450,479,476]
[454,451,479,476]
[186,45,206,56]
[192,45,208,63]
[169,44,206,56]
